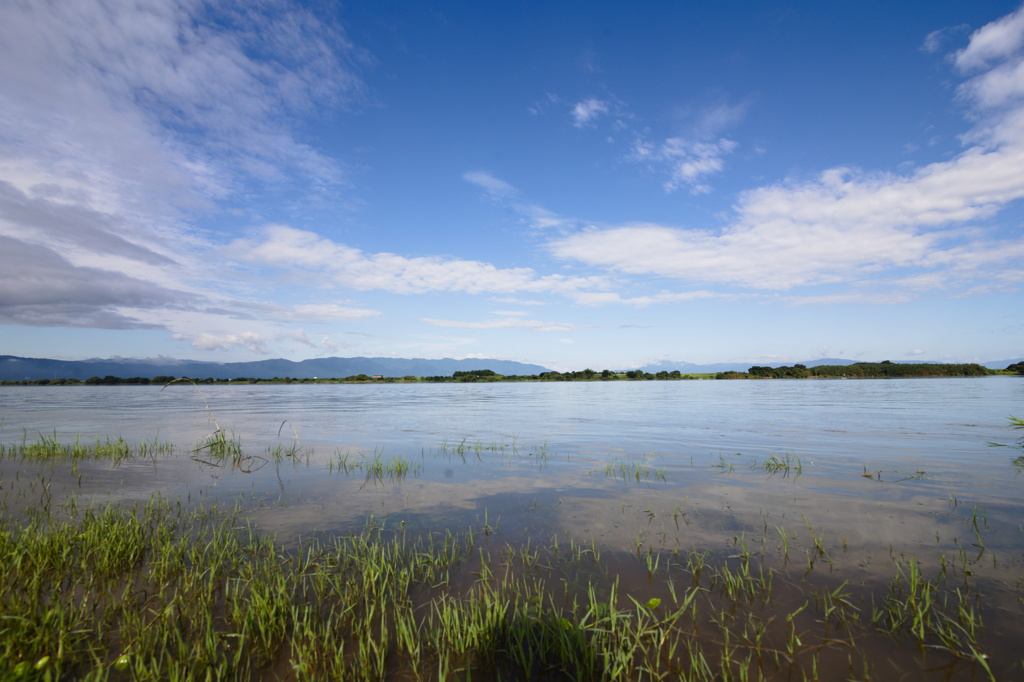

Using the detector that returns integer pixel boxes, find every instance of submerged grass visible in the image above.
[752,452,802,476]
[1,428,1020,680]
[713,451,802,477]
[328,449,422,483]
[0,433,172,465]
[601,456,668,483]
[0,482,1009,679]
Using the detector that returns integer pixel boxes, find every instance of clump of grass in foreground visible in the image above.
[602,456,668,483]
[0,433,171,465]
[0,488,1007,681]
[988,415,1024,450]
[752,452,802,476]
[712,452,802,478]
[328,449,422,484]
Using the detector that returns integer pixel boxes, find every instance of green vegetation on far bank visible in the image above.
[1,361,1016,386]
[0,368,717,386]
[715,361,995,380]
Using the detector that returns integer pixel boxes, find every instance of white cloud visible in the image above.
[549,19,1024,298]
[463,171,518,199]
[463,171,568,229]
[571,290,726,307]
[235,301,382,322]
[659,138,738,194]
[921,25,969,55]
[492,297,547,306]
[233,225,606,295]
[174,331,269,353]
[783,291,916,306]
[957,57,1024,110]
[550,143,1024,290]
[625,99,746,193]
[421,317,576,332]
[953,5,1024,71]
[571,98,609,127]
[691,102,749,138]
[0,0,367,335]
[289,329,317,348]
[629,133,738,195]
[0,0,363,208]
[0,235,196,329]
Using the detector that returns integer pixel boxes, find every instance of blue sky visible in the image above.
[1,0,1023,371]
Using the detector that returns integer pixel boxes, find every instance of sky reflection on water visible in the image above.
[3,376,1021,559]
[3,377,1024,678]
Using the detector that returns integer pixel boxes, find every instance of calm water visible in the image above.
[2,377,1021,543]
[3,377,1024,678]
[2,377,1018,457]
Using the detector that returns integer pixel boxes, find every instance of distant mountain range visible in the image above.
[1,354,1019,382]
[0,355,550,381]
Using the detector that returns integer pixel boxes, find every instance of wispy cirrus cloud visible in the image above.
[462,171,519,199]
[232,301,381,323]
[0,0,368,336]
[421,317,576,332]
[570,290,729,307]
[463,171,567,229]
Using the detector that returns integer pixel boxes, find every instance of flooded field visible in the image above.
[1,378,1022,679]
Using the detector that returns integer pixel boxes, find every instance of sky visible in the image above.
[1,0,1023,372]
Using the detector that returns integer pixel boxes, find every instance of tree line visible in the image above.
[420,368,701,382]
[2,361,1017,386]
[715,361,993,379]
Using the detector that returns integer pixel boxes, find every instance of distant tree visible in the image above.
[453,369,498,382]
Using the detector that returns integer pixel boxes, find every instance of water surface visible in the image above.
[2,377,1024,677]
